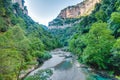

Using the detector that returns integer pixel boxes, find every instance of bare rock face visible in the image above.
[48,0,100,29]
[58,0,100,18]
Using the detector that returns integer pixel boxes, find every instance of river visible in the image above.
[25,48,114,80]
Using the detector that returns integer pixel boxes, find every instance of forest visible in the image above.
[69,0,120,74]
[0,0,59,79]
[0,0,120,80]
[51,0,120,79]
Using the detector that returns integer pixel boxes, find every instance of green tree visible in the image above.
[0,0,6,16]
[109,38,120,73]
[29,37,44,52]
[69,34,86,57]
[95,9,107,21]
[109,12,120,38]
[0,49,23,80]
[0,17,7,32]
[115,0,120,11]
[111,12,120,24]
[82,22,114,69]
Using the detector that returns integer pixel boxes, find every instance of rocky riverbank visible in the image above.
[24,48,117,80]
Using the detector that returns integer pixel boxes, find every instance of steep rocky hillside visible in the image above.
[49,0,120,79]
[48,0,100,29]
[12,0,28,14]
[57,0,100,18]
[12,0,24,9]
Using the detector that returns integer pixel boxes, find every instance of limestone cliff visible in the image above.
[48,0,100,29]
[57,0,100,18]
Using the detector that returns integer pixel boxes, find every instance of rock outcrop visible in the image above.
[12,0,28,15]
[12,0,24,9]
[48,0,100,29]
[57,0,100,18]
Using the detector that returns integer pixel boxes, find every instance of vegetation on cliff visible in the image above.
[68,0,120,76]
[1,0,120,79]
[50,0,120,78]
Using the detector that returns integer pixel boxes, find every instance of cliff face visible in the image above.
[48,0,100,29]
[58,0,100,18]
[12,0,28,14]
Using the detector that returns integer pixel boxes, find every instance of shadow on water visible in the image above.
[82,68,112,80]
[86,74,111,80]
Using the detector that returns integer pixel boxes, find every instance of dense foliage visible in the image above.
[68,0,120,76]
[49,18,81,26]
[50,0,120,78]
[1,0,120,79]
[24,69,53,80]
[0,0,59,80]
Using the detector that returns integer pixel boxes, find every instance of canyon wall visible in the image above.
[57,0,100,18]
[49,0,100,29]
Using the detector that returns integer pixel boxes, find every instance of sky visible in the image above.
[25,0,83,26]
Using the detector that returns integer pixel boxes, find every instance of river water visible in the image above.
[27,49,113,80]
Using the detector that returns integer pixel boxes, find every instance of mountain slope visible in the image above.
[48,0,100,29]
[50,0,120,78]
[0,0,59,80]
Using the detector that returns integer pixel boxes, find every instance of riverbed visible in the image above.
[25,48,113,80]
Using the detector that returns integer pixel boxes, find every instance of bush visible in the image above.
[34,51,52,64]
